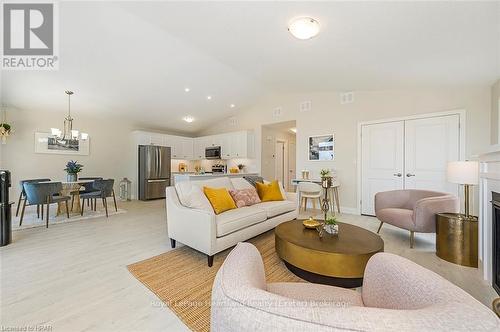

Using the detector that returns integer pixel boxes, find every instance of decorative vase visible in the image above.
[323,224,339,235]
[321,176,332,188]
[67,173,77,182]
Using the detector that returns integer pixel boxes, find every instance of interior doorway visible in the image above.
[261,120,296,191]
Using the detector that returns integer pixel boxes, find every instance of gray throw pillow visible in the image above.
[243,176,264,188]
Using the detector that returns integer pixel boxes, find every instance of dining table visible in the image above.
[42,180,94,216]
[291,178,341,214]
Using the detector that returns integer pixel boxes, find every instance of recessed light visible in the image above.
[207,95,212,100]
[183,116,194,123]
[230,104,235,108]
[184,88,190,92]
[288,17,320,40]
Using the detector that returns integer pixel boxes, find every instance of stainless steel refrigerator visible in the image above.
[138,145,171,200]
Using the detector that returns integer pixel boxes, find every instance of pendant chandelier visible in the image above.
[51,90,88,140]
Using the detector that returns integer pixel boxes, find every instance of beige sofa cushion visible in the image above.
[255,200,296,218]
[216,206,267,237]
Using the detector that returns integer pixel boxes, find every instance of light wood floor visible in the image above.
[1,200,497,332]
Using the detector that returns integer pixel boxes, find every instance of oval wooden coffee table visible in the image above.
[275,220,384,288]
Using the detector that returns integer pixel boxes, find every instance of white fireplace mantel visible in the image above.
[479,145,500,282]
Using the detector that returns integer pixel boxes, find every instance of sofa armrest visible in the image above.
[166,186,217,255]
[413,195,459,232]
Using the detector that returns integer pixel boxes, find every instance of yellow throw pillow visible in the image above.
[203,187,237,215]
[256,180,284,202]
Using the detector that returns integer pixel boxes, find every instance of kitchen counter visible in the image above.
[172,172,259,184]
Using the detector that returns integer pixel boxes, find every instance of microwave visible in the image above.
[205,146,221,159]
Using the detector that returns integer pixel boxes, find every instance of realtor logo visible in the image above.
[2,2,59,70]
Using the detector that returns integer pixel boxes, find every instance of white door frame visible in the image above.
[275,139,288,190]
[356,109,466,215]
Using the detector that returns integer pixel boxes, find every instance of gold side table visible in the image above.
[436,213,478,268]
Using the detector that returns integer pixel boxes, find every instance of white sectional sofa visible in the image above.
[166,177,298,266]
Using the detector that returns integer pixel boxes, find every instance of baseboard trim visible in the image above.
[339,207,359,215]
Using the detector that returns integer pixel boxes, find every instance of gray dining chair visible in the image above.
[20,182,72,228]
[80,179,117,217]
[16,178,51,218]
[74,177,103,210]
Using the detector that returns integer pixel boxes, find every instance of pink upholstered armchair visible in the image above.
[211,243,499,331]
[375,190,459,248]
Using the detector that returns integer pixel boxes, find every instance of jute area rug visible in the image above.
[127,230,303,332]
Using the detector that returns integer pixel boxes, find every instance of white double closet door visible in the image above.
[361,114,461,215]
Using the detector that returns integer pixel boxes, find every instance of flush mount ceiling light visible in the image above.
[230,104,235,108]
[207,95,212,100]
[288,17,320,40]
[183,116,194,123]
[184,87,190,92]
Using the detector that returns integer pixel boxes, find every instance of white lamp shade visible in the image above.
[447,161,479,185]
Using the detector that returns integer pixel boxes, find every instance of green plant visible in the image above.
[325,215,338,225]
[237,164,245,170]
[0,123,11,131]
[64,160,83,174]
[320,169,331,177]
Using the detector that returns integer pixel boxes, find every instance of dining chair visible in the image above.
[20,182,72,228]
[16,178,51,218]
[74,177,103,210]
[297,182,322,211]
[80,179,117,217]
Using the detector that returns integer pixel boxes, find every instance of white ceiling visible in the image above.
[2,1,499,134]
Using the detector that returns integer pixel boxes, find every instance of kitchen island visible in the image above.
[172,172,259,185]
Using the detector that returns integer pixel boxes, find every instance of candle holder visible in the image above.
[320,176,334,221]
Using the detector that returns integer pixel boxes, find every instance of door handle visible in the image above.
[393,173,402,177]
[406,173,415,177]
[148,179,168,183]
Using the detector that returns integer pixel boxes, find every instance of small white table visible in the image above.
[291,178,341,214]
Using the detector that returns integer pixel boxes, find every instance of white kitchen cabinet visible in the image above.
[220,133,232,159]
[193,137,207,159]
[132,130,254,160]
[180,137,194,160]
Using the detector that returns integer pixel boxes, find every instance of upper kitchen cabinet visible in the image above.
[193,137,207,160]
[133,130,253,160]
[164,135,193,160]
[229,131,255,159]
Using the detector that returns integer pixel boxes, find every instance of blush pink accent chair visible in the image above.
[375,190,459,248]
[211,243,499,331]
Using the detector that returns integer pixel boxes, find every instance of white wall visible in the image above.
[491,79,500,144]
[199,87,492,212]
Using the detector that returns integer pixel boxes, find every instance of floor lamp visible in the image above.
[447,161,479,219]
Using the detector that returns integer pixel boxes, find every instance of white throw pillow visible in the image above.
[175,182,213,212]
[231,177,254,190]
[191,177,234,190]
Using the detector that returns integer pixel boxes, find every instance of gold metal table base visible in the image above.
[436,213,478,268]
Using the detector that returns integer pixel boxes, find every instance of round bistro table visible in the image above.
[275,220,384,288]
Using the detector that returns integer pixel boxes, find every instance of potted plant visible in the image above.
[320,169,332,187]
[64,160,83,182]
[323,215,339,235]
[0,122,11,144]
[237,164,245,172]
